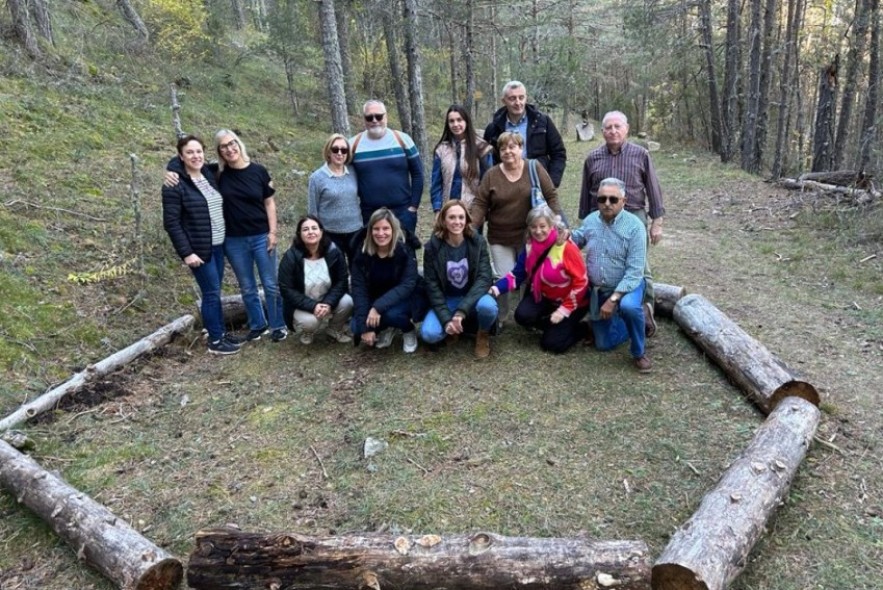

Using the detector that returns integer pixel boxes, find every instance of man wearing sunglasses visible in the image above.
[569,177,652,373]
[349,100,424,234]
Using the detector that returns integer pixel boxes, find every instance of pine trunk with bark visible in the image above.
[721,0,742,163]
[751,0,779,171]
[772,0,803,177]
[335,0,357,115]
[188,529,652,590]
[672,294,819,414]
[699,0,723,154]
[319,0,351,136]
[0,440,184,590]
[858,0,880,173]
[8,0,40,58]
[382,2,412,134]
[230,0,246,30]
[834,0,872,169]
[116,0,150,42]
[811,56,839,172]
[28,0,53,45]
[652,396,820,590]
[464,0,476,116]
[741,0,763,172]
[402,0,428,164]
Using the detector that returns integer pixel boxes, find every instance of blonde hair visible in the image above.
[322,133,352,165]
[362,208,403,256]
[497,131,524,150]
[214,129,251,171]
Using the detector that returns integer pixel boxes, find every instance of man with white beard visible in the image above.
[349,100,424,234]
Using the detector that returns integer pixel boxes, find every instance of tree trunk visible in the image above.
[699,0,723,154]
[652,396,820,590]
[319,0,350,136]
[447,23,459,104]
[464,0,476,116]
[772,0,803,177]
[284,57,300,118]
[28,0,53,44]
[653,282,687,318]
[8,0,41,58]
[188,529,652,590]
[0,440,184,590]
[402,0,428,165]
[751,0,779,171]
[741,0,763,172]
[382,2,412,134]
[169,83,185,139]
[858,0,880,173]
[672,294,819,414]
[834,0,872,169]
[116,0,150,42]
[335,0,357,115]
[721,0,741,163]
[0,316,195,433]
[230,0,246,30]
[811,56,839,172]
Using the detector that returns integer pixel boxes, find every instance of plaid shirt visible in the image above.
[578,141,665,220]
[571,210,646,294]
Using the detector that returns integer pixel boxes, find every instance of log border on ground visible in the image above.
[651,396,820,590]
[0,315,195,433]
[653,282,687,317]
[672,294,818,413]
[187,529,652,590]
[0,439,183,590]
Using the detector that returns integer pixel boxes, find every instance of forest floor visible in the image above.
[1,137,881,590]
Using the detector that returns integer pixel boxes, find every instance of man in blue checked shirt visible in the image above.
[569,177,652,373]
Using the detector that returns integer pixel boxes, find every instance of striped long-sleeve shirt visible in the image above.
[571,210,646,295]
[578,141,665,220]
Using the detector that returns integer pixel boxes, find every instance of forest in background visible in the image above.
[5,0,881,177]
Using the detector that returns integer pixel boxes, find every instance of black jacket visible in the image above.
[350,235,419,337]
[483,103,567,187]
[161,163,221,262]
[422,233,493,326]
[278,243,349,328]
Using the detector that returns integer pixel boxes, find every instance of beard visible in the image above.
[366,125,387,140]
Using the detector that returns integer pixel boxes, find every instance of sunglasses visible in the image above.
[330,146,349,154]
[597,196,621,204]
[364,113,385,122]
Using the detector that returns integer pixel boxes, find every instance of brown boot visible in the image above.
[475,330,490,359]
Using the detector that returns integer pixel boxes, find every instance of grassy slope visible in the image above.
[1,14,882,590]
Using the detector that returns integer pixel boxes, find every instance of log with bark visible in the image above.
[0,315,195,433]
[187,529,652,590]
[196,291,264,328]
[0,439,183,590]
[797,169,872,188]
[652,396,820,590]
[672,294,818,414]
[776,178,880,204]
[653,283,687,318]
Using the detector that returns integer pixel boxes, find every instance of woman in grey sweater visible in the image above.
[308,133,363,263]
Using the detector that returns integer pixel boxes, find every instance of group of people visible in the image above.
[162,79,666,372]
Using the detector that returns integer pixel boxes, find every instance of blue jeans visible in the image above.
[420,294,498,343]
[591,280,646,358]
[224,234,285,331]
[351,299,415,337]
[190,245,226,341]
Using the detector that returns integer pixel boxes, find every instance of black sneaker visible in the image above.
[270,328,288,342]
[223,333,245,345]
[208,338,240,355]
[245,326,269,341]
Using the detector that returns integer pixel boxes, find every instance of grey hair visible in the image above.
[526,204,566,233]
[363,99,386,114]
[214,129,250,172]
[501,80,526,98]
[598,177,626,197]
[601,111,628,127]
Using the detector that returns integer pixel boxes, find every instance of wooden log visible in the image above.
[0,439,183,590]
[672,294,818,413]
[653,282,687,318]
[0,315,195,432]
[652,396,820,590]
[187,529,652,590]
[196,291,265,327]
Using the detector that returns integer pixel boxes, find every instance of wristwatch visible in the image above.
[609,293,621,304]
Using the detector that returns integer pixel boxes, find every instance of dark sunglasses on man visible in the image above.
[597,196,621,204]
[364,113,385,122]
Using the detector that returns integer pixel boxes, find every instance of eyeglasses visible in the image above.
[219,140,238,151]
[597,196,621,204]
[364,113,385,122]
[330,146,349,154]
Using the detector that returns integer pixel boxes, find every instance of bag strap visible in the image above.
[354,130,407,153]
[528,159,541,190]
[527,243,553,280]
[351,132,363,152]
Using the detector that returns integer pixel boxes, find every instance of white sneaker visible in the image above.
[375,328,395,349]
[325,326,352,343]
[300,331,314,345]
[402,331,418,353]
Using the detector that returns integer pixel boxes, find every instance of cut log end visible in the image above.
[770,381,820,409]
[134,558,184,590]
[651,563,708,590]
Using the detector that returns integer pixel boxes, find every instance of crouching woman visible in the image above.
[278,215,353,344]
[350,208,421,353]
[420,201,498,358]
[490,205,589,353]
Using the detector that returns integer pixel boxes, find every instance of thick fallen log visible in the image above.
[0,315,195,433]
[652,396,820,590]
[187,529,652,590]
[777,178,879,204]
[797,169,869,187]
[672,294,818,414]
[653,282,687,318]
[196,291,265,327]
[0,439,183,590]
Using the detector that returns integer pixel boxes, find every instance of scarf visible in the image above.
[526,227,558,302]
